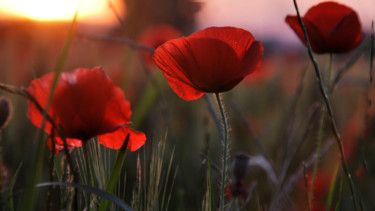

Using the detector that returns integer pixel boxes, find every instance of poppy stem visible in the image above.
[308,53,332,208]
[292,0,360,210]
[215,92,229,211]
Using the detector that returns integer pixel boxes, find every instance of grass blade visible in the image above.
[20,9,78,211]
[37,182,132,211]
[98,134,129,211]
[326,164,339,211]
[7,163,22,211]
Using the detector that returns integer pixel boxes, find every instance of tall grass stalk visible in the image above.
[308,53,332,206]
[292,0,359,210]
[215,93,229,211]
[20,10,78,211]
[302,163,311,211]
[3,163,22,211]
[326,163,339,211]
[371,21,374,77]
[72,137,121,209]
[132,134,177,211]
[98,134,129,211]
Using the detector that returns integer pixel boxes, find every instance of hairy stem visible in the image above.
[215,93,229,211]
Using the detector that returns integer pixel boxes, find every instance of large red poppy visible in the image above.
[27,67,146,154]
[153,26,263,101]
[286,1,362,54]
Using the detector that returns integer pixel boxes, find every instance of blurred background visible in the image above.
[0,0,374,210]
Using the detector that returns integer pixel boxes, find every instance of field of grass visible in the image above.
[0,1,374,210]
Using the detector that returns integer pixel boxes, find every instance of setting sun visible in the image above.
[0,0,111,21]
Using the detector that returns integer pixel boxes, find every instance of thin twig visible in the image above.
[330,37,371,92]
[292,1,359,210]
[371,21,374,80]
[366,21,375,122]
[309,53,332,207]
[76,33,155,55]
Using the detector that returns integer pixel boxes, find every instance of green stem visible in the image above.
[215,93,228,211]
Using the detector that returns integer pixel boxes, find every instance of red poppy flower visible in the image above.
[27,67,146,154]
[153,26,263,101]
[138,24,182,67]
[286,1,362,54]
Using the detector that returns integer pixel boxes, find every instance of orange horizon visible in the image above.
[0,0,124,26]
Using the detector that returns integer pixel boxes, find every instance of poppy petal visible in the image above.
[153,38,206,100]
[304,2,353,38]
[242,41,264,75]
[183,37,244,93]
[27,72,55,133]
[52,67,132,140]
[190,26,255,60]
[154,37,244,99]
[327,11,362,53]
[286,1,362,54]
[285,16,328,53]
[98,127,146,151]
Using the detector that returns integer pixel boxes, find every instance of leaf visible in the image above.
[37,182,132,211]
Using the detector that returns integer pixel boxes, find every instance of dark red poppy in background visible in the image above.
[153,26,263,101]
[286,1,362,54]
[138,24,182,67]
[27,67,146,154]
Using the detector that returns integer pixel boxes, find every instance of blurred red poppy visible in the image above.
[153,26,263,101]
[27,67,146,154]
[138,24,182,67]
[286,1,362,54]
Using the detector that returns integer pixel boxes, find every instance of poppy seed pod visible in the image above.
[232,152,251,182]
[0,97,12,130]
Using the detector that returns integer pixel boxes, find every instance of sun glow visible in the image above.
[0,0,118,22]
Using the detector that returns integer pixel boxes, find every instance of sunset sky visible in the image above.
[0,0,373,43]
[0,0,123,25]
[197,0,374,43]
